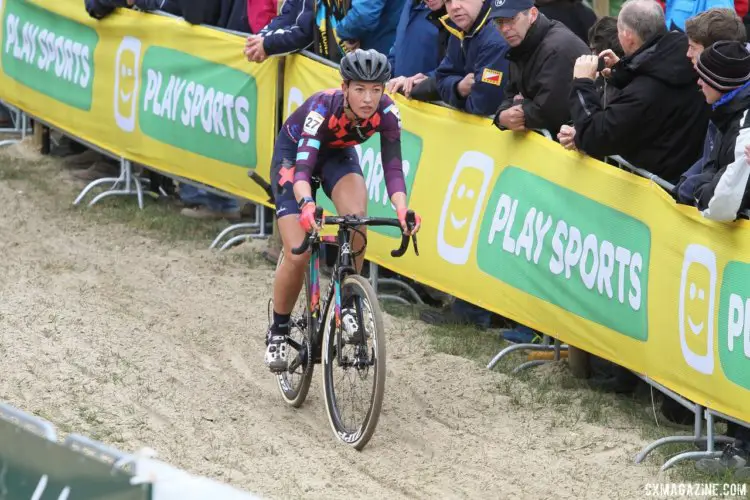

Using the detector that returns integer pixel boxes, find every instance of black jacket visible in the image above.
[535,0,596,43]
[494,14,589,135]
[569,31,710,184]
[85,0,180,19]
[689,85,750,220]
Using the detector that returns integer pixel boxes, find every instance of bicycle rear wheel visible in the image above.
[274,251,314,408]
[322,274,386,450]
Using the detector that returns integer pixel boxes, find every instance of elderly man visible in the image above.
[561,0,709,184]
[433,0,511,116]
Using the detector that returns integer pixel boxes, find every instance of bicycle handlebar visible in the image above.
[291,206,420,258]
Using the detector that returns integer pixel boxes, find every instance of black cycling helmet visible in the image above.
[339,49,391,84]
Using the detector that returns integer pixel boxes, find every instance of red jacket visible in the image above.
[248,0,279,33]
[736,0,749,18]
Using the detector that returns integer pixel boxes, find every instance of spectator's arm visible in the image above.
[463,42,510,116]
[435,53,466,109]
[520,51,574,131]
[696,125,750,221]
[336,0,387,41]
[569,78,648,157]
[261,0,315,55]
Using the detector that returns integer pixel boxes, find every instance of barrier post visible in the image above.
[0,102,32,148]
[633,374,733,469]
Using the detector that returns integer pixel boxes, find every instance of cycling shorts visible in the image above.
[270,131,362,218]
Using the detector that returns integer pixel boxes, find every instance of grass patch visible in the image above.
[424,323,502,364]
[0,146,247,244]
[71,196,228,243]
[420,320,750,488]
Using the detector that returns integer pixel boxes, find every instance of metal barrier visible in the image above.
[0,103,32,148]
[484,127,570,373]
[632,374,733,470]
[0,401,57,442]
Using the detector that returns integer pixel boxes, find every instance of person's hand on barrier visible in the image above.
[457,73,475,98]
[298,201,320,233]
[244,35,267,63]
[598,49,620,78]
[386,76,407,95]
[397,207,421,236]
[573,55,599,80]
[342,40,360,53]
[498,105,525,131]
[403,73,428,97]
[558,125,578,151]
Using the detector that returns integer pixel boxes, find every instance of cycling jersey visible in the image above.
[283,89,407,197]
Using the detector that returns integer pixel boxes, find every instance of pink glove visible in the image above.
[397,207,421,235]
[298,202,317,232]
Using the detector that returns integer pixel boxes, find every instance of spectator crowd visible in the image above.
[3,0,746,479]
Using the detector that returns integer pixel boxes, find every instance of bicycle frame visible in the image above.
[292,207,418,367]
[306,226,358,366]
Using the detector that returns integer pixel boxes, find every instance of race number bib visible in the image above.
[303,111,325,135]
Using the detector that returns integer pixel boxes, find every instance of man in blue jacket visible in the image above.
[435,0,511,116]
[335,0,403,56]
[388,0,449,79]
[245,0,316,62]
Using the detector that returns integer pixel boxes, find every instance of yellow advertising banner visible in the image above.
[0,0,277,202]
[284,54,750,424]
[2,0,749,427]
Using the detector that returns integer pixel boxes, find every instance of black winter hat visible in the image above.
[696,40,750,93]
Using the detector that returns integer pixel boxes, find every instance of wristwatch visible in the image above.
[297,196,315,210]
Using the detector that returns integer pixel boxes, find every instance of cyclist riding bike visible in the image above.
[265,49,422,373]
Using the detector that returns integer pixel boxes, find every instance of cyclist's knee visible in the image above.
[282,247,310,269]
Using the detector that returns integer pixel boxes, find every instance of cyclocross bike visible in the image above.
[270,205,419,450]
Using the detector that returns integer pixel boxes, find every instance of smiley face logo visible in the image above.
[437,151,494,265]
[286,86,304,119]
[113,36,142,133]
[678,244,717,375]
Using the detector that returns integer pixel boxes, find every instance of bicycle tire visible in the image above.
[274,251,314,408]
[321,274,386,451]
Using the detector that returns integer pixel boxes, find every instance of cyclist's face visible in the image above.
[344,81,383,119]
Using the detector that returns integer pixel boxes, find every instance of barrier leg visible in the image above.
[369,262,420,306]
[210,204,269,251]
[487,336,568,371]
[73,159,146,208]
[0,107,31,148]
[661,412,730,471]
[633,376,733,468]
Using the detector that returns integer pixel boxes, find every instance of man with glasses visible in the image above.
[490,0,589,136]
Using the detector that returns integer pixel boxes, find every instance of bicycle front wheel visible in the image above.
[321,274,386,451]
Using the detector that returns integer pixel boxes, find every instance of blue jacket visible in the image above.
[260,0,315,55]
[388,1,442,78]
[435,4,510,116]
[335,0,402,55]
[665,0,734,31]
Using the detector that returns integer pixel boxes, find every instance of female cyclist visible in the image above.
[265,49,422,372]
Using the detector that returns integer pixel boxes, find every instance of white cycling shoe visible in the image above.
[265,329,288,373]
